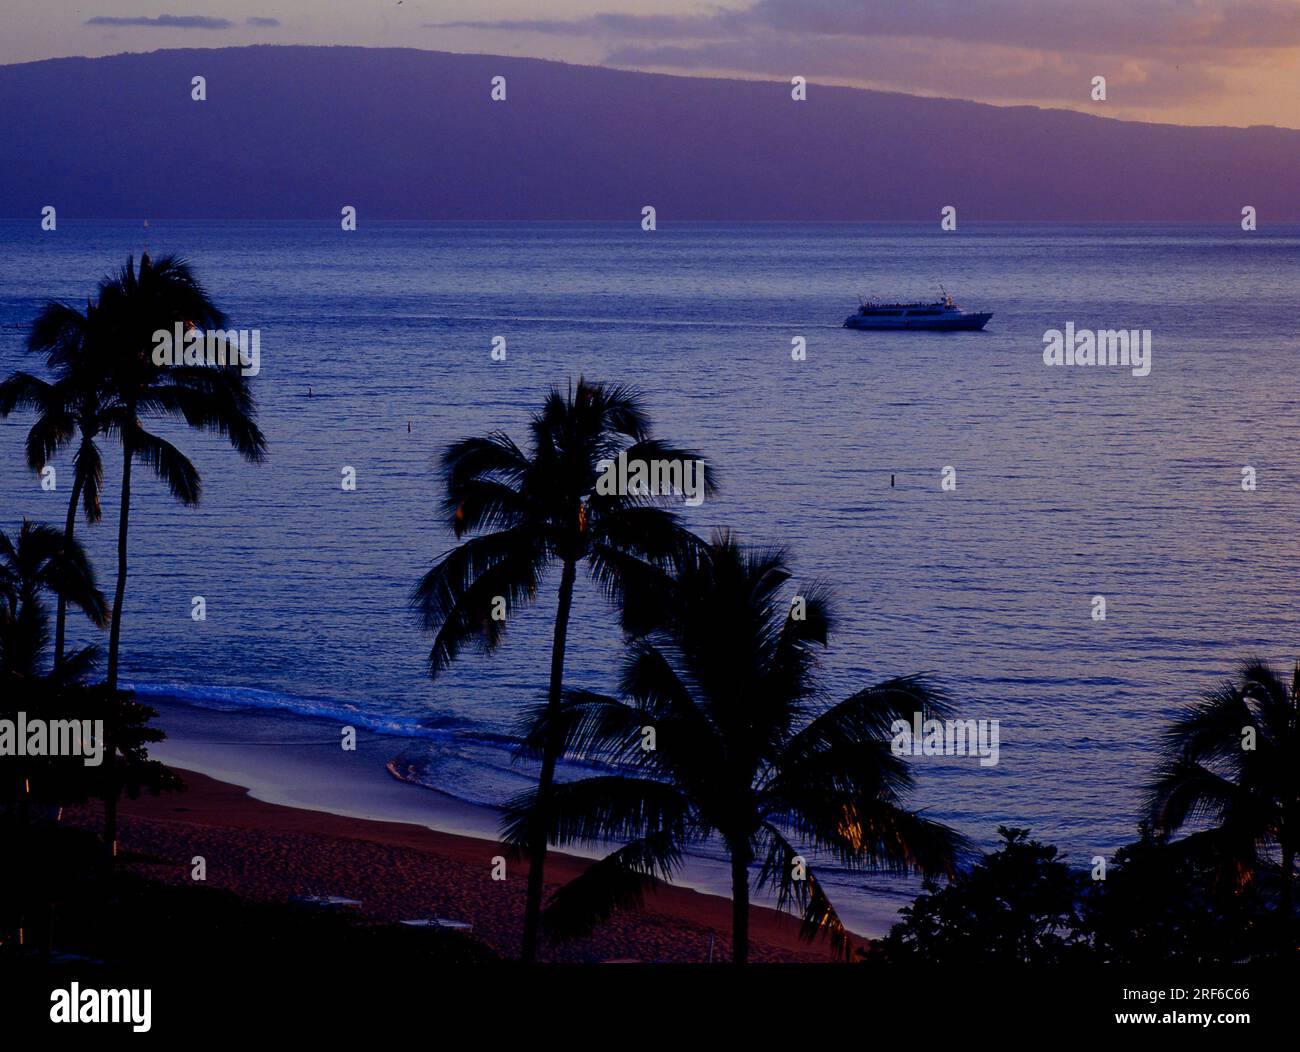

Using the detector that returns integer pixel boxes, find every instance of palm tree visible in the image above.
[412,378,715,961]
[0,518,108,685]
[0,296,111,669]
[504,531,967,963]
[90,253,267,851]
[0,519,176,955]
[1148,658,1299,953]
[0,519,106,957]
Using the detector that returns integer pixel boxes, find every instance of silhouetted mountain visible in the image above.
[1,46,1295,220]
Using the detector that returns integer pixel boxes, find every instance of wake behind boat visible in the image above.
[844,289,992,331]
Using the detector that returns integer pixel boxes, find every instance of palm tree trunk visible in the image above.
[520,557,577,963]
[53,468,86,670]
[731,846,750,965]
[1281,839,1295,956]
[103,441,133,857]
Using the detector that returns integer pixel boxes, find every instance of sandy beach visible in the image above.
[64,768,855,963]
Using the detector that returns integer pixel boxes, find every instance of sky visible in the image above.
[4,1,1299,129]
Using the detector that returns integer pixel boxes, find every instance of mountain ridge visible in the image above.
[1,45,1295,220]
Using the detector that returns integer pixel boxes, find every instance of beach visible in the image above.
[64,768,849,964]
[125,694,913,940]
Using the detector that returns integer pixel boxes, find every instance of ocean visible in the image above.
[3,219,1298,931]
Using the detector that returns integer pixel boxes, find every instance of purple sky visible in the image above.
[6,2,1299,128]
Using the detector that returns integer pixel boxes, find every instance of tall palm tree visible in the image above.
[504,531,966,963]
[1148,658,1299,953]
[0,297,111,669]
[90,253,267,850]
[412,379,715,961]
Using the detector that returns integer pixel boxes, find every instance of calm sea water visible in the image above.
[3,220,1299,917]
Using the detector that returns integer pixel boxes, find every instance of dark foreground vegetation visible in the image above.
[872,825,1281,964]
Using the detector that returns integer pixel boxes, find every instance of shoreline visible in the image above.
[69,766,857,963]
[138,694,909,940]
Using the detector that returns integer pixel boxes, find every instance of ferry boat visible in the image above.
[844,289,992,331]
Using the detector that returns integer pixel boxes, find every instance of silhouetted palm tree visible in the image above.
[0,519,106,893]
[412,379,714,961]
[506,531,966,963]
[0,519,175,951]
[1148,658,1299,953]
[0,518,107,685]
[90,254,267,850]
[0,297,111,669]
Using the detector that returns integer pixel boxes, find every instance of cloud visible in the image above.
[741,0,1300,52]
[84,15,236,30]
[424,14,737,40]
[608,35,1226,106]
[429,0,1294,111]
[84,14,282,31]
[433,1,1300,53]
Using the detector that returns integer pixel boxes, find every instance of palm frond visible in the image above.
[501,774,692,851]
[0,371,54,418]
[755,822,852,958]
[409,528,550,675]
[513,688,647,763]
[1148,754,1246,835]
[74,436,104,524]
[130,427,202,505]
[23,406,75,472]
[144,376,267,463]
[541,829,684,941]
[780,674,954,769]
[776,788,969,878]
